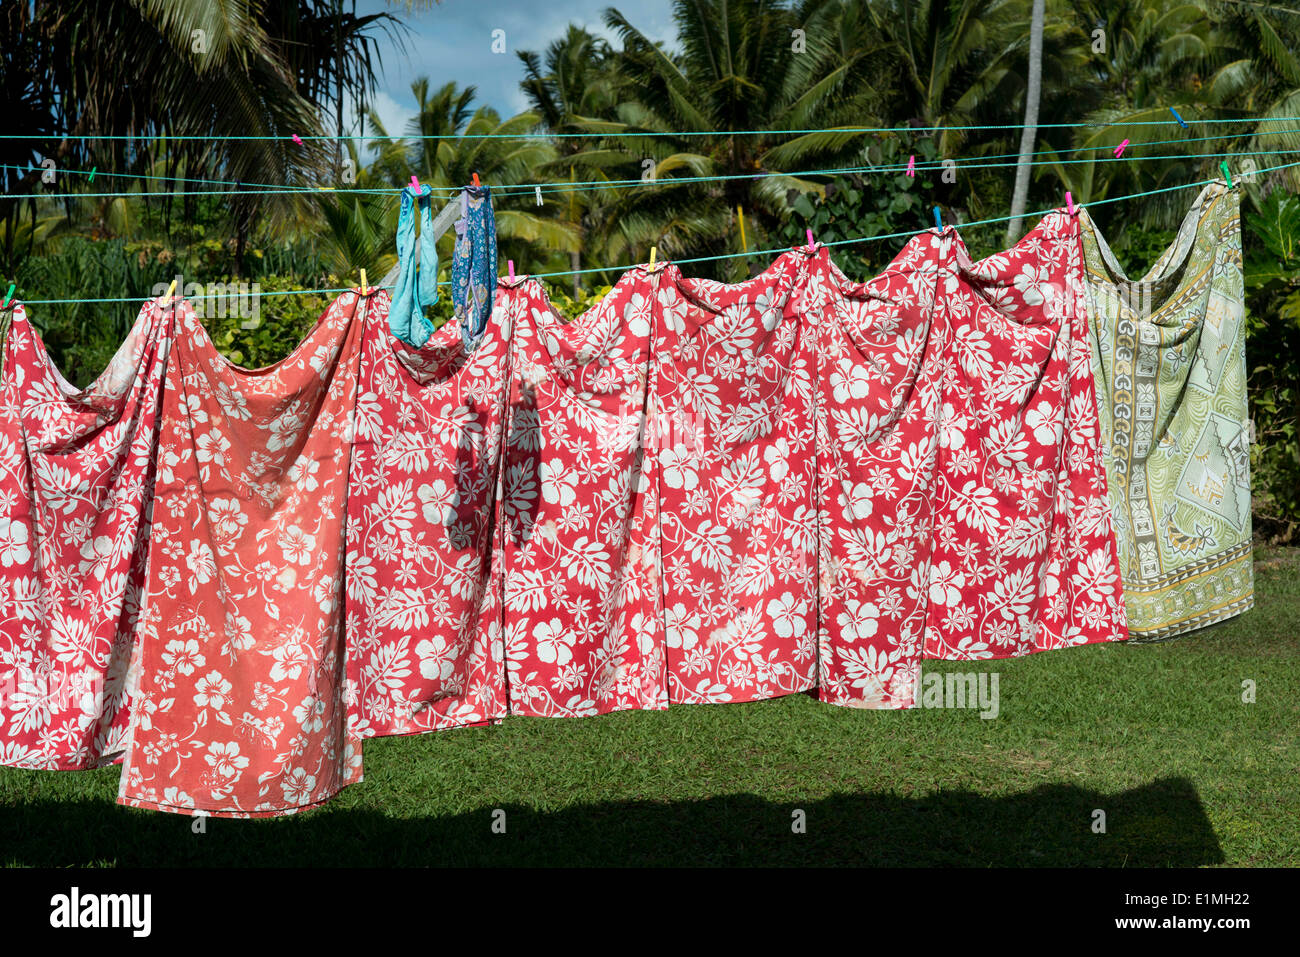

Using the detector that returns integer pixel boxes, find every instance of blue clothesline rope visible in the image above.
[12,158,1299,307]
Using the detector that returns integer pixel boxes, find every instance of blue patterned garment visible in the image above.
[451,184,498,349]
[389,183,440,347]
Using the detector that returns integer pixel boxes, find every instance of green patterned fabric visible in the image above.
[1079,182,1253,640]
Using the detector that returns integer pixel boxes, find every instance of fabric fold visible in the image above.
[119,292,367,817]
[651,253,819,704]
[0,299,173,769]
[923,210,1127,661]
[497,268,667,717]
[345,288,509,738]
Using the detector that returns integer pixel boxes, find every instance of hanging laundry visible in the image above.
[345,285,509,739]
[497,268,667,717]
[923,210,1126,660]
[1079,183,1253,639]
[0,299,173,769]
[651,253,819,704]
[803,234,948,708]
[451,184,498,349]
[119,293,368,817]
[389,183,441,348]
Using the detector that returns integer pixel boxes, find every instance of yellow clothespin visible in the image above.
[360,269,368,296]
[737,206,747,252]
[648,246,658,271]
[162,278,178,307]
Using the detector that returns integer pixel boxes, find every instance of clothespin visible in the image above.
[471,172,481,189]
[1169,107,1188,128]
[906,154,916,177]
[1114,139,1129,158]
[359,269,368,296]
[508,260,516,282]
[1065,191,1075,216]
[1221,161,1234,188]
[292,134,303,145]
[535,186,543,206]
[806,228,815,250]
[162,279,178,308]
[2,283,14,310]
[933,207,943,231]
[737,206,747,252]
[410,174,421,193]
[88,167,96,183]
[648,246,659,272]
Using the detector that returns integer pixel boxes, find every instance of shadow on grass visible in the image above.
[2,776,1222,867]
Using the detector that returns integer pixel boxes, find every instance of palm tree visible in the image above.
[0,0,394,275]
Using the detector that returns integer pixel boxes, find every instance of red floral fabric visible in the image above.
[923,211,1125,658]
[119,293,368,817]
[497,269,667,717]
[802,236,948,709]
[651,255,819,704]
[0,300,172,769]
[345,290,508,737]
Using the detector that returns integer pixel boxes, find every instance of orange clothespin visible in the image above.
[471,172,481,188]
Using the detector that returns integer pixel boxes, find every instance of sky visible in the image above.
[356,0,678,138]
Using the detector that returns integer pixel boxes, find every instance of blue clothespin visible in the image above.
[1170,107,1188,128]
[933,206,943,231]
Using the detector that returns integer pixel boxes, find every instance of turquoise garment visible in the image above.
[451,184,497,349]
[389,184,440,347]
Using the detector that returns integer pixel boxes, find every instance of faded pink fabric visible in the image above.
[119,293,368,817]
[0,299,172,769]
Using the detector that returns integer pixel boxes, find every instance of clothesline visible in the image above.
[6,140,1299,203]
[6,114,1300,140]
[14,157,1300,307]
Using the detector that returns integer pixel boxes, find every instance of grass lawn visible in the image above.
[2,548,1297,868]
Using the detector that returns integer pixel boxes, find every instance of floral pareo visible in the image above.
[0,299,172,769]
[119,293,368,817]
[345,290,508,738]
[651,254,818,704]
[923,211,1126,659]
[498,269,667,717]
[803,236,947,708]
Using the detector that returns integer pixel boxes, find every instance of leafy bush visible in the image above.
[1243,188,1300,542]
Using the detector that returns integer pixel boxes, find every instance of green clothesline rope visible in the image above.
[7,135,1300,202]
[8,114,1300,140]
[11,157,1300,306]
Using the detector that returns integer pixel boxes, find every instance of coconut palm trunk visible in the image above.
[1006,0,1046,244]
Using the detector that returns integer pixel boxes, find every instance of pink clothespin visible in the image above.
[1065,191,1075,215]
[508,260,516,282]
[1114,139,1129,158]
[410,174,421,193]
[291,134,303,145]
[906,154,916,177]
[806,228,815,249]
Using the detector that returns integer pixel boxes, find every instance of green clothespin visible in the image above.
[1220,161,1233,189]
[2,283,14,310]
